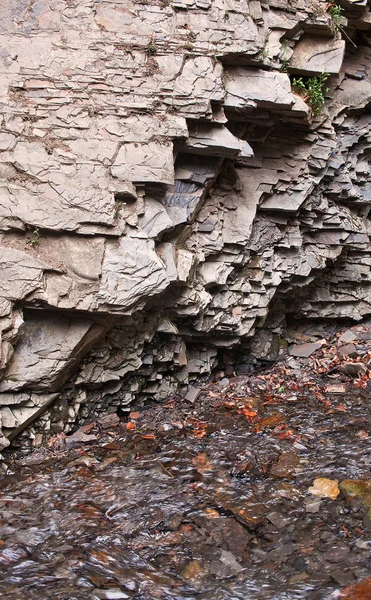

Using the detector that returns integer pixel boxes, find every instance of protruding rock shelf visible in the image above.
[0,0,371,451]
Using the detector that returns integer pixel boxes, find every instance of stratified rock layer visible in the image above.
[0,0,371,449]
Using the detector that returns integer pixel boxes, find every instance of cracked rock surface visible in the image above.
[0,0,371,450]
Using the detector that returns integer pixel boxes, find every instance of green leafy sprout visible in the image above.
[27,227,41,247]
[327,3,357,47]
[292,73,330,117]
[328,3,343,32]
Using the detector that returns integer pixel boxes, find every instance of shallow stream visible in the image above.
[0,372,370,599]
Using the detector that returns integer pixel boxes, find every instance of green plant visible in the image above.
[292,76,307,95]
[145,37,157,56]
[27,227,41,247]
[328,3,343,32]
[327,3,357,46]
[292,73,330,116]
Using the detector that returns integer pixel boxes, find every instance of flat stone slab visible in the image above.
[289,341,323,358]
[224,68,294,111]
[289,38,345,76]
[358,331,371,341]
[0,393,59,444]
[337,343,357,358]
[185,386,201,403]
[260,188,312,212]
[0,315,106,392]
[111,142,175,185]
[338,329,358,344]
[185,124,253,159]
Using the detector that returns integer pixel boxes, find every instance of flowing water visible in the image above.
[0,373,370,600]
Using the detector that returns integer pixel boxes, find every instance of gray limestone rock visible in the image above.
[224,68,294,111]
[0,0,370,449]
[0,314,106,392]
[98,238,170,311]
[289,38,346,76]
[111,143,175,186]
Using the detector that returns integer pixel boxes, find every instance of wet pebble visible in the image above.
[305,498,322,513]
[326,544,350,563]
[90,590,130,600]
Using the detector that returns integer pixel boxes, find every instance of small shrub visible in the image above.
[328,3,343,32]
[27,227,41,248]
[146,37,157,56]
[292,73,330,116]
[327,3,357,47]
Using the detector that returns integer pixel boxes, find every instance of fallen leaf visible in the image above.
[182,560,205,581]
[142,434,156,440]
[192,453,213,474]
[102,442,121,450]
[90,549,109,565]
[180,524,194,532]
[242,407,258,420]
[257,413,286,429]
[286,381,300,391]
[224,401,236,409]
[188,420,208,437]
[339,576,371,599]
[277,429,296,440]
[204,508,220,519]
[325,383,347,393]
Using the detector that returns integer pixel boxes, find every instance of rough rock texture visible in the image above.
[0,0,371,450]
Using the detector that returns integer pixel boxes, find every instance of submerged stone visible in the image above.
[308,478,340,500]
[340,480,371,517]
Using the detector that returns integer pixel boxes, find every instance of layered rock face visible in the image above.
[0,0,371,450]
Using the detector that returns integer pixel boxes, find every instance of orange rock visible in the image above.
[308,478,340,500]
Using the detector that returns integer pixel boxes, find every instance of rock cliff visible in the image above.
[0,0,370,451]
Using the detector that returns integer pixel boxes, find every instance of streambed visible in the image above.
[0,367,370,600]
